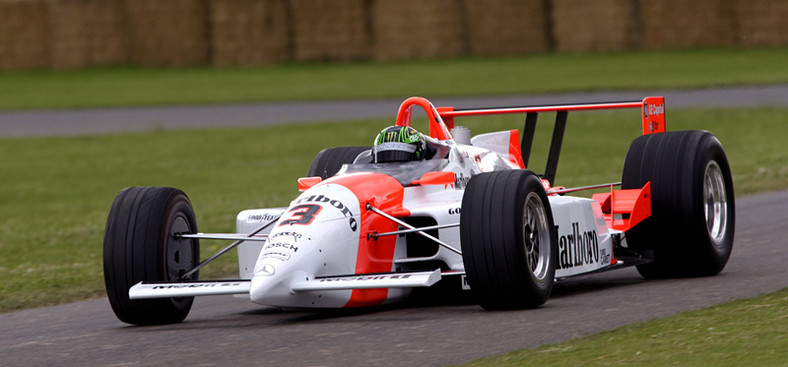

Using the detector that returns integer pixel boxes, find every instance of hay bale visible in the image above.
[209,0,290,66]
[463,0,549,55]
[736,0,788,47]
[289,0,370,62]
[47,0,128,69]
[125,0,209,66]
[0,0,50,70]
[640,0,737,49]
[372,0,467,61]
[552,0,636,52]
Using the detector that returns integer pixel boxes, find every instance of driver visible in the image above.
[373,126,426,163]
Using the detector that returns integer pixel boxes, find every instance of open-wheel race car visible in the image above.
[103,96,735,325]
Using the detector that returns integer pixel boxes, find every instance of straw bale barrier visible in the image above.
[372,0,466,61]
[48,0,127,69]
[289,0,370,62]
[552,0,636,52]
[1,0,787,70]
[124,0,209,66]
[736,0,788,47]
[0,0,49,70]
[639,0,737,49]
[209,0,290,65]
[463,0,549,55]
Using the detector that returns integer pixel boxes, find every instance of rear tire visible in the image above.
[307,146,371,179]
[460,170,557,310]
[622,131,735,278]
[103,187,200,325]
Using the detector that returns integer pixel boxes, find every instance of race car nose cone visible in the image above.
[249,268,291,305]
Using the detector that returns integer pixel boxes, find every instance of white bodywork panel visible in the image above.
[245,183,364,308]
[292,269,441,291]
[550,196,614,278]
[236,208,287,279]
[130,280,251,299]
[470,130,521,170]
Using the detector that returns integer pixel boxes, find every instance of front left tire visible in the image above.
[460,170,557,310]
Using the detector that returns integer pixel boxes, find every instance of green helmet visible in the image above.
[373,126,426,163]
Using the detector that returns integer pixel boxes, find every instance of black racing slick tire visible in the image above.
[306,146,371,179]
[622,130,735,278]
[460,170,558,310]
[103,187,200,325]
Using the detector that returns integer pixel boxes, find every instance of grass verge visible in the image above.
[0,48,786,110]
[460,287,788,366]
[1,107,786,312]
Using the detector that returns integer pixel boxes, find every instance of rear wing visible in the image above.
[395,96,666,186]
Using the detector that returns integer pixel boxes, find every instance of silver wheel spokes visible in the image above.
[523,193,550,280]
[703,160,728,245]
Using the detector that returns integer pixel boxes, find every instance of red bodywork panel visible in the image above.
[592,182,651,232]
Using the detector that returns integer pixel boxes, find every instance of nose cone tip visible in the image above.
[249,264,279,302]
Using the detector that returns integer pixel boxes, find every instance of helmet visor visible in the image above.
[374,142,417,163]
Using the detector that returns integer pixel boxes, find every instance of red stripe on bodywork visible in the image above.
[508,129,525,169]
[331,173,409,307]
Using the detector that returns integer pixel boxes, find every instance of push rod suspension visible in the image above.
[371,223,459,238]
[178,216,280,280]
[366,204,462,255]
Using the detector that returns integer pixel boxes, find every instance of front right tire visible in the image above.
[103,186,200,325]
[306,146,371,179]
[622,130,735,278]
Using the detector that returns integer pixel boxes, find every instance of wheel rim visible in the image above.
[522,192,551,281]
[703,160,728,246]
[166,213,197,281]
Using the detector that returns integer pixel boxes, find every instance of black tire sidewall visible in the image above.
[622,131,735,277]
[460,170,557,310]
[103,187,199,325]
[307,146,371,179]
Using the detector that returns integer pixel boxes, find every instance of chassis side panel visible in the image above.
[550,196,614,278]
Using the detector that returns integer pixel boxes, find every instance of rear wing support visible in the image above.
[439,96,666,186]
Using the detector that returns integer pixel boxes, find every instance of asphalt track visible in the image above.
[1,86,787,366]
[1,84,788,137]
[2,191,787,366]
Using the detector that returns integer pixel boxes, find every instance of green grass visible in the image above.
[1,48,787,110]
[460,287,788,366]
[1,107,786,312]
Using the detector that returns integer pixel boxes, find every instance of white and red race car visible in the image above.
[103,96,735,325]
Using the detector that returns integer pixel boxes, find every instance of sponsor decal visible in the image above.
[283,194,358,229]
[264,242,299,253]
[269,231,304,242]
[599,248,611,265]
[317,274,412,283]
[260,251,291,261]
[448,207,461,215]
[295,194,354,218]
[454,172,469,189]
[247,213,280,222]
[152,282,244,290]
[280,204,322,226]
[643,102,665,133]
[258,264,276,276]
[557,222,600,269]
[646,103,665,117]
